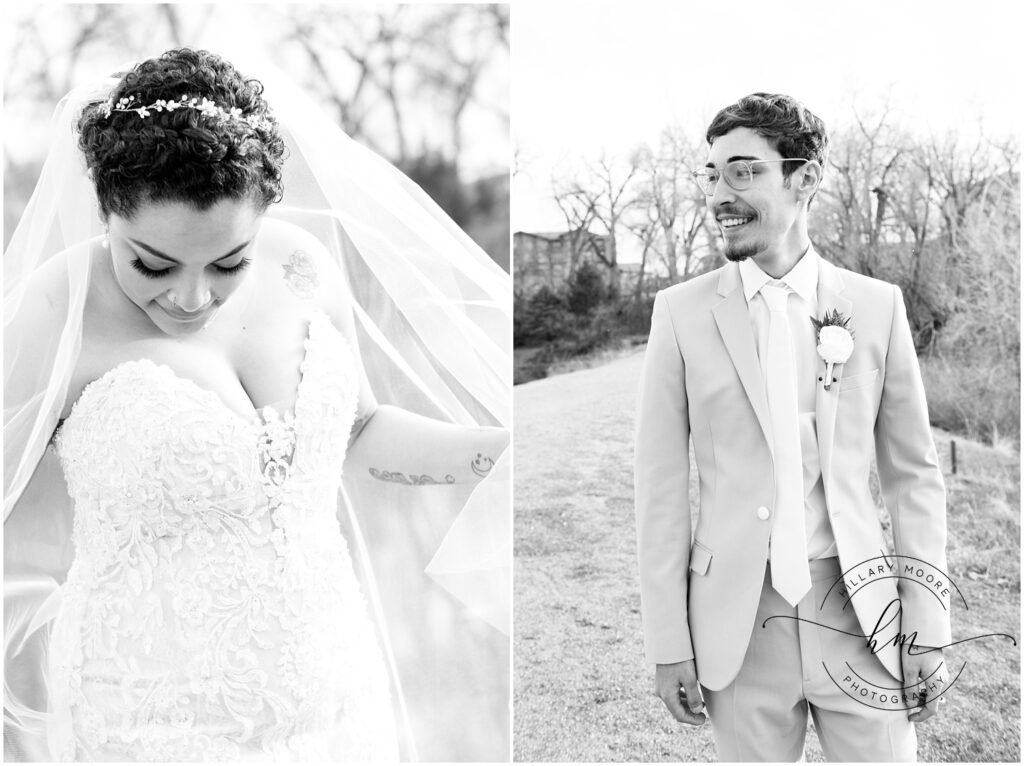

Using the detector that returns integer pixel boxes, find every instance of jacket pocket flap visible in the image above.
[689,540,713,575]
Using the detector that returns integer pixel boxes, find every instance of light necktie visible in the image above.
[761,283,811,606]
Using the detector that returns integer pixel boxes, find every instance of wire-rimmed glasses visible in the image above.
[691,159,809,196]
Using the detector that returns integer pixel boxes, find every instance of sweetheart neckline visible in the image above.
[62,311,336,430]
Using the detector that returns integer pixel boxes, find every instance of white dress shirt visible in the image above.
[739,249,837,560]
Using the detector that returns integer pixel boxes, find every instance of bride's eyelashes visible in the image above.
[129,257,252,279]
[129,258,170,278]
[215,257,252,275]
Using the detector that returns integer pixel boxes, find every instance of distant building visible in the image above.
[513,229,612,293]
[618,261,644,289]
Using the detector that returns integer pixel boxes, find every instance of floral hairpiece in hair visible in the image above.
[98,93,271,130]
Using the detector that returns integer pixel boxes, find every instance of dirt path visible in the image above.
[513,349,1019,762]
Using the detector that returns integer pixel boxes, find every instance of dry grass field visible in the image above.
[513,349,1019,762]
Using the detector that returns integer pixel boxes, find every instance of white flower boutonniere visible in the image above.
[811,309,854,391]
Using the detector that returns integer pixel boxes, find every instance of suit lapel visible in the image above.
[712,264,773,451]
[814,258,853,493]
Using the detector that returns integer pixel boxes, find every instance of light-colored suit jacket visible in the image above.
[634,255,950,691]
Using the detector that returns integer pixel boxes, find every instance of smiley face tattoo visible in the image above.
[471,453,494,478]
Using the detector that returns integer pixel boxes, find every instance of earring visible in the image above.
[101,226,110,250]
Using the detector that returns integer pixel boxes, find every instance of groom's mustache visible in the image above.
[712,205,758,219]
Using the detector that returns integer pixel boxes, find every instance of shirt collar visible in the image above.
[739,246,819,305]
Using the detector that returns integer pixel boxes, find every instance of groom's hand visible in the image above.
[655,660,706,726]
[903,645,946,724]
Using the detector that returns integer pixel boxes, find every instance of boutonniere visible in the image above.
[811,309,854,391]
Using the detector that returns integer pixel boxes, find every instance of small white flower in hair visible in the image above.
[198,98,220,117]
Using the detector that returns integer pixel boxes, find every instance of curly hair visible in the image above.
[77,48,286,219]
[706,93,829,184]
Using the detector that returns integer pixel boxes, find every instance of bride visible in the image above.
[4,48,510,761]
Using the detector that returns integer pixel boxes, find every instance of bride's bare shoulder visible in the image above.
[256,217,354,327]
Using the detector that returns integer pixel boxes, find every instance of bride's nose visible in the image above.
[168,280,212,312]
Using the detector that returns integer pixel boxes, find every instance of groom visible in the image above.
[634,93,950,761]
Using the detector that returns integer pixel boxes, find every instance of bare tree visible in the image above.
[159,3,183,46]
[815,105,905,278]
[416,5,509,169]
[281,5,405,155]
[625,213,656,303]
[558,151,639,292]
[812,107,949,348]
[632,125,716,286]
[278,4,507,169]
[5,5,115,104]
[551,172,597,277]
[814,106,1019,357]
[938,136,1020,355]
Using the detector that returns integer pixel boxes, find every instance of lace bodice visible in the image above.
[49,311,397,761]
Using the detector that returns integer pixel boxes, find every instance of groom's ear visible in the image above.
[795,161,823,202]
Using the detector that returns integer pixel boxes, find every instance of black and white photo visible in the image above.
[4,4,511,761]
[513,3,1019,761]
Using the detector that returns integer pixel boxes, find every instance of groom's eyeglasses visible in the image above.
[692,159,809,196]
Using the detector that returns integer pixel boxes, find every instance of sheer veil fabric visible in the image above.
[4,62,510,761]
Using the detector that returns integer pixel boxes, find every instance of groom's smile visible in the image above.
[715,208,758,233]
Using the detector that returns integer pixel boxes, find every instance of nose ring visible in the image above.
[167,290,211,311]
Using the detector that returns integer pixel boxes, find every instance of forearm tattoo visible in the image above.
[368,468,456,485]
[282,250,319,298]
[367,453,495,485]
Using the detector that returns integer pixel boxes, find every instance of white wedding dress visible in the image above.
[45,311,398,761]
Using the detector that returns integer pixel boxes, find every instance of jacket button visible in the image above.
[757,506,770,521]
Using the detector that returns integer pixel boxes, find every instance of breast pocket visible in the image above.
[689,540,713,576]
[838,368,879,394]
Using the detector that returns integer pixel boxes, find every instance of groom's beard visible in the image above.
[724,239,764,262]
[715,205,763,262]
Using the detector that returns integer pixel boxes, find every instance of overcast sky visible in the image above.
[512,1,1021,233]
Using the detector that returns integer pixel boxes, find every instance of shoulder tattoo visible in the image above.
[282,250,319,299]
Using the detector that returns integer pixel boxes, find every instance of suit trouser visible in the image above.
[701,558,917,762]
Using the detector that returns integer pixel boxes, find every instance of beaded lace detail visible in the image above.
[50,311,397,762]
